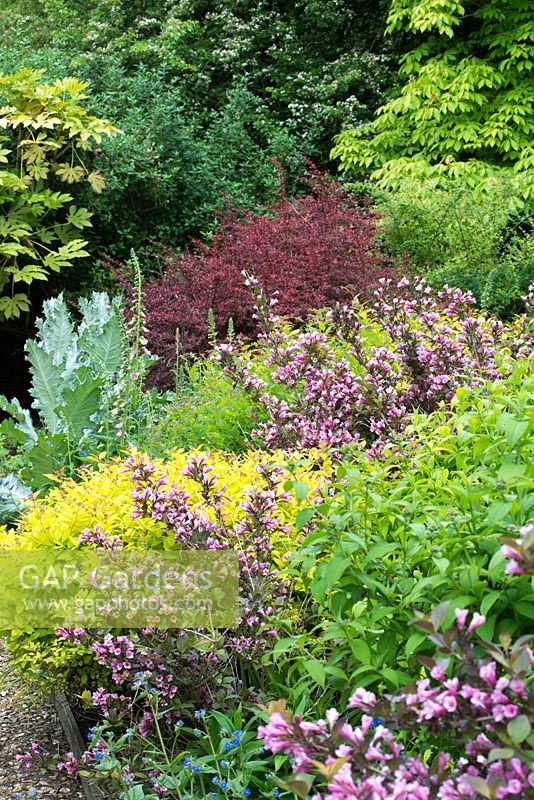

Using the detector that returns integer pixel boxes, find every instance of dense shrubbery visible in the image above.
[376,179,534,317]
[217,276,533,455]
[1,447,331,688]
[333,0,534,200]
[7,359,533,796]
[115,170,391,389]
[146,360,255,455]
[263,362,534,703]
[259,598,534,799]
[2,3,534,799]
[0,0,396,262]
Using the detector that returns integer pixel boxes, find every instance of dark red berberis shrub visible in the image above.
[110,165,395,389]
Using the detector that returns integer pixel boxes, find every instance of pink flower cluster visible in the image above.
[501,523,534,576]
[220,276,527,455]
[15,741,42,769]
[258,609,534,800]
[78,524,123,551]
[124,451,290,656]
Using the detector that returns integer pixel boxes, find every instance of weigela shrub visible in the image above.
[219,275,532,456]
[260,361,534,700]
[258,603,534,800]
[113,168,393,389]
[2,448,331,691]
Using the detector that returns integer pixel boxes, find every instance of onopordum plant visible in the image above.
[0,281,164,493]
[0,473,32,525]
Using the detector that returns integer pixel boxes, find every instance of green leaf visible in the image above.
[480,590,502,617]
[507,714,531,745]
[293,481,310,503]
[87,170,106,193]
[349,638,371,664]
[296,506,316,531]
[304,658,326,687]
[124,786,146,800]
[497,413,529,447]
[488,747,515,763]
[78,293,124,374]
[66,205,93,229]
[60,367,101,441]
[405,632,426,657]
[0,293,31,319]
[22,433,69,489]
[311,556,350,602]
[25,343,65,434]
[462,776,491,798]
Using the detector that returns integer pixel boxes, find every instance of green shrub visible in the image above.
[376,179,533,317]
[262,360,534,712]
[145,358,255,456]
[332,0,534,202]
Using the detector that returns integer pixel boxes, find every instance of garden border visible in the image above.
[53,690,105,800]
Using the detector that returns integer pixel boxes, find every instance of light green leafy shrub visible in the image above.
[376,179,534,316]
[0,68,117,317]
[332,0,534,204]
[145,357,256,456]
[262,360,534,713]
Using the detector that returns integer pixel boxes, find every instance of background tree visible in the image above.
[332,0,534,204]
[0,0,397,257]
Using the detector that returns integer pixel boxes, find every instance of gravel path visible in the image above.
[0,643,85,799]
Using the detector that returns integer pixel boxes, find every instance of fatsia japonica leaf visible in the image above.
[0,293,30,318]
[66,205,92,229]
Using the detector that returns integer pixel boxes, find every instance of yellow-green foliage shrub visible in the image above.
[0,448,331,560]
[0,448,332,690]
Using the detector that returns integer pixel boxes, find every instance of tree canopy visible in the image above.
[332,0,534,204]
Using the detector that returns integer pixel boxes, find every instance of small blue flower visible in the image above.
[13,794,22,800]
[192,765,201,774]
[233,729,244,738]
[244,788,251,797]
[194,707,207,719]
[28,793,38,799]
[220,760,228,769]
[95,752,104,762]
[370,717,383,730]
[232,737,240,746]
[220,781,228,791]
[212,776,219,784]
[175,719,184,728]
[272,789,280,798]
[183,757,191,767]
[86,732,93,742]
[224,742,232,751]
[209,794,217,800]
